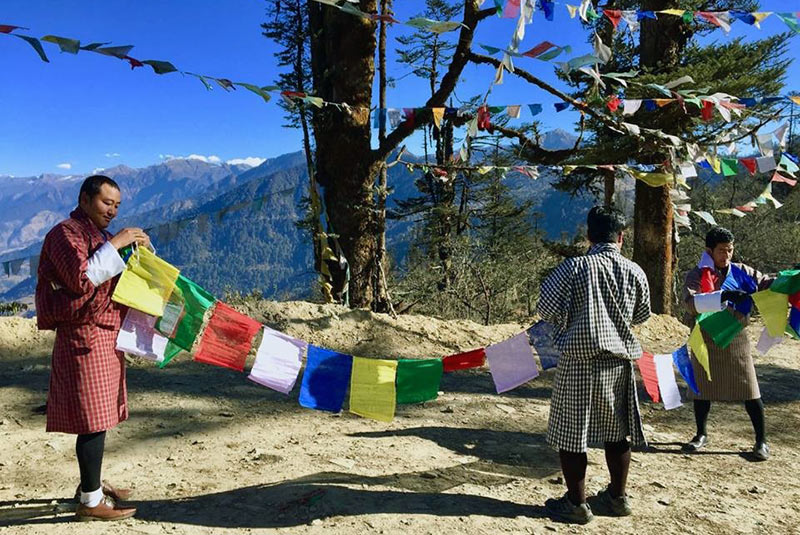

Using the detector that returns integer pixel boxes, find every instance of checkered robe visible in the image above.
[36,208,128,434]
[537,242,651,453]
[683,263,774,401]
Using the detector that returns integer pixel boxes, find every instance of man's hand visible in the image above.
[109,228,150,250]
[721,289,749,304]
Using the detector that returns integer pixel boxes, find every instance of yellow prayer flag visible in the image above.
[790,96,800,105]
[629,170,672,187]
[654,99,672,107]
[751,290,789,337]
[752,12,772,28]
[112,247,180,317]
[659,9,685,16]
[431,108,445,130]
[566,5,578,18]
[349,357,397,422]
[689,323,711,381]
[707,155,721,174]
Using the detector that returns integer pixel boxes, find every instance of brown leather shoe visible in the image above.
[76,495,136,522]
[74,481,133,503]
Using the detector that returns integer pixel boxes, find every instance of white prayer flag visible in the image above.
[653,354,682,410]
[116,308,168,363]
[248,326,306,394]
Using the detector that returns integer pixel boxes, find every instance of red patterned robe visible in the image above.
[36,208,128,434]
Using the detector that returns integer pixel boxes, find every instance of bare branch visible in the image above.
[373,2,496,162]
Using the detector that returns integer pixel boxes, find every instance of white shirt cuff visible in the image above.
[86,242,126,286]
[694,290,724,313]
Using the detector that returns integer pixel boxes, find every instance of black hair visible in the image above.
[705,226,735,249]
[78,175,119,203]
[587,205,626,243]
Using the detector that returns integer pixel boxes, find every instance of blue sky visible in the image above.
[0,1,798,177]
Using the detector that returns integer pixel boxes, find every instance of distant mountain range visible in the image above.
[0,129,599,303]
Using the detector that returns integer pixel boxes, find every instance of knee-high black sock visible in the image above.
[76,431,106,493]
[558,450,587,505]
[693,400,711,437]
[744,398,766,444]
[604,440,631,498]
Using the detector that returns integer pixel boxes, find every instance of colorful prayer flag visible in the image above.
[442,348,486,372]
[349,357,397,422]
[697,309,743,349]
[248,326,306,394]
[752,290,789,337]
[396,359,443,404]
[112,247,179,317]
[485,332,539,394]
[116,309,168,363]
[770,269,800,294]
[156,275,215,364]
[193,302,261,372]
[688,324,711,381]
[637,351,660,403]
[672,345,699,395]
[299,345,353,412]
[654,353,682,409]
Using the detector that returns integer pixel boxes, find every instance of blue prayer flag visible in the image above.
[554,102,569,112]
[299,345,353,413]
[540,1,555,20]
[672,345,699,395]
[529,103,543,116]
[527,320,560,370]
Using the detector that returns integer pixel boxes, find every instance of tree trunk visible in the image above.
[634,0,689,315]
[309,0,378,308]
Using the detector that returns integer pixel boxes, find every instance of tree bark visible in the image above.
[309,0,378,308]
[634,0,689,315]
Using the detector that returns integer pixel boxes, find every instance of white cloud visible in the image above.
[56,162,72,170]
[226,157,266,167]
[105,152,121,158]
[92,168,105,174]
[159,153,222,165]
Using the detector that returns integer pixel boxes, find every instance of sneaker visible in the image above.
[597,486,632,516]
[682,434,707,452]
[752,442,770,461]
[545,493,593,524]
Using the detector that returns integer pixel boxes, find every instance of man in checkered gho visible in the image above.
[537,205,652,525]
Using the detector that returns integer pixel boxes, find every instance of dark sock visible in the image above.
[693,400,711,438]
[744,398,766,444]
[558,450,587,505]
[604,440,631,498]
[76,431,106,493]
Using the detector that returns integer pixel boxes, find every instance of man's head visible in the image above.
[78,175,121,230]
[587,205,626,245]
[705,226,735,269]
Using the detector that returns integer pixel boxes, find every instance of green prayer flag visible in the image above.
[15,35,49,63]
[236,82,272,103]
[770,269,800,294]
[41,35,80,54]
[586,5,600,21]
[489,106,504,113]
[697,309,743,349]
[396,358,443,404]
[682,11,694,24]
[159,341,184,368]
[142,60,178,74]
[155,275,215,367]
[720,158,739,176]
[79,42,110,51]
[777,13,800,34]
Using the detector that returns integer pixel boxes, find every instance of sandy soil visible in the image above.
[1,302,799,534]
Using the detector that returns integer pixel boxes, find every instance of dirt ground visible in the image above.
[1,301,799,534]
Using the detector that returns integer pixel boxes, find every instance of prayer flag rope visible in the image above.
[111,248,798,422]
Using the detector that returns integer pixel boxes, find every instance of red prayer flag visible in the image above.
[739,158,757,175]
[125,56,144,70]
[772,171,798,186]
[603,9,622,29]
[701,100,714,121]
[522,40,556,58]
[637,351,660,403]
[790,291,800,310]
[442,348,486,372]
[0,24,26,33]
[194,302,261,372]
[735,204,756,213]
[606,95,622,113]
[699,267,718,294]
[477,105,491,131]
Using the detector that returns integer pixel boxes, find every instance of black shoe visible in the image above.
[682,435,707,452]
[544,493,593,524]
[752,442,770,461]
